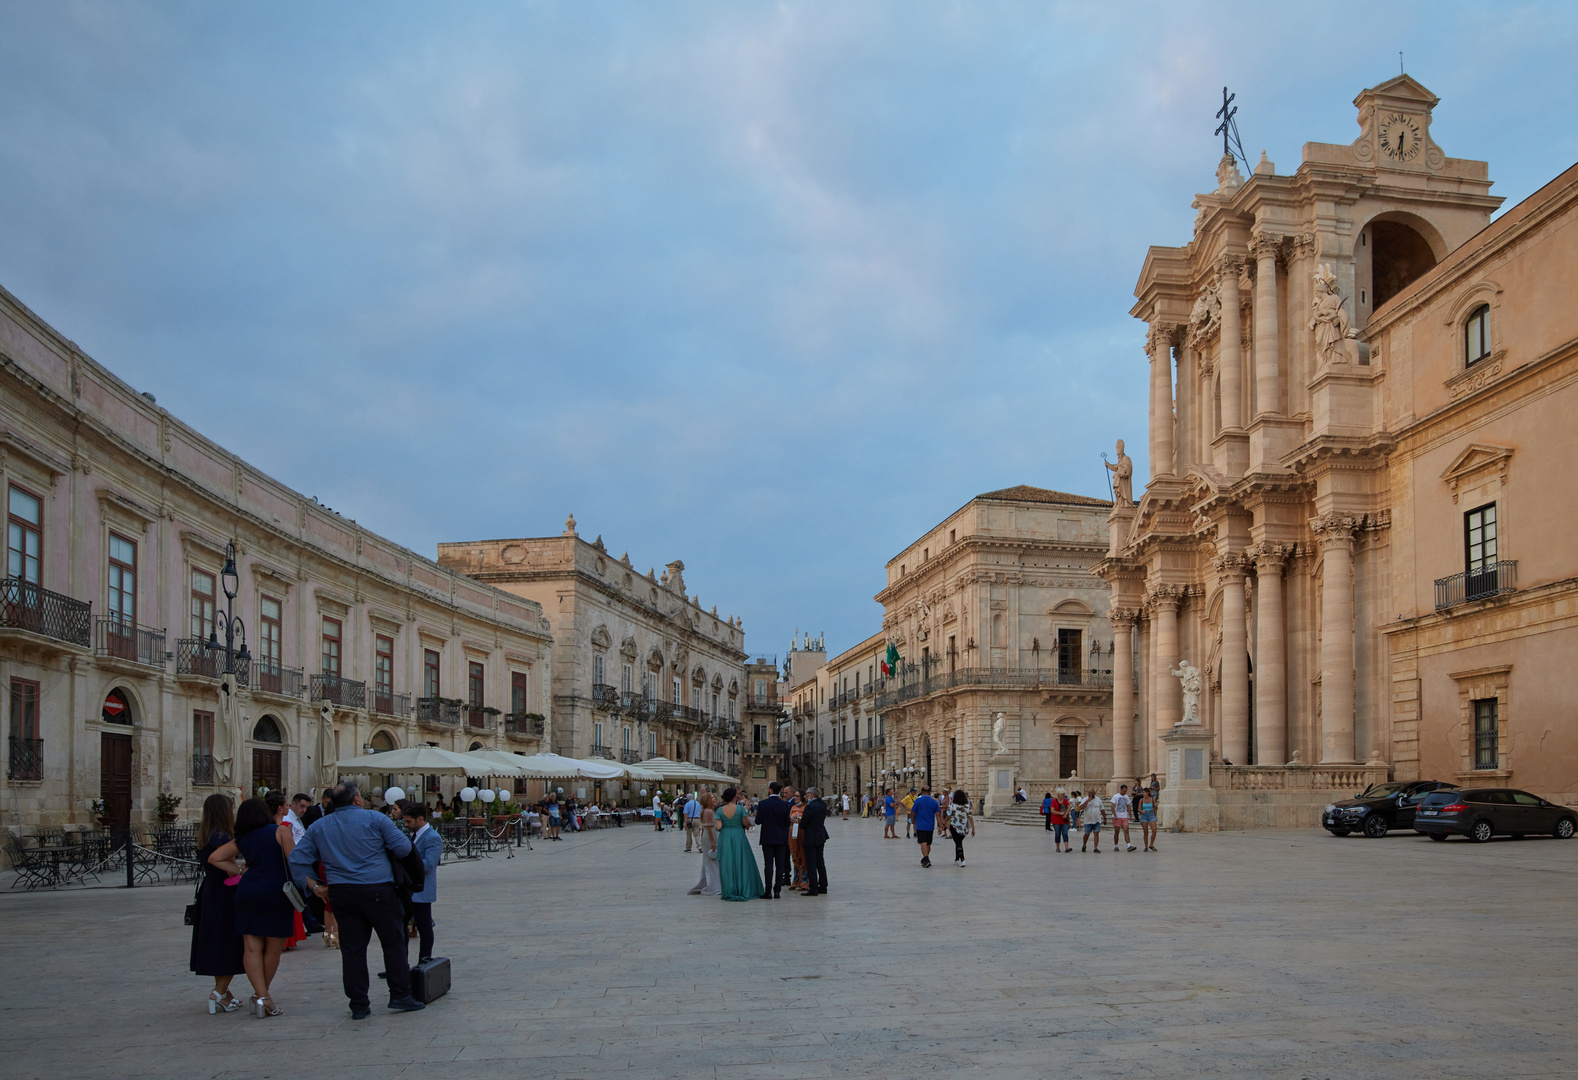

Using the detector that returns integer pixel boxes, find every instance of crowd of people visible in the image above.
[1038,774,1162,853]
[189,781,442,1021]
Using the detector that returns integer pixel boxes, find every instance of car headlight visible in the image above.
[1352,806,1370,815]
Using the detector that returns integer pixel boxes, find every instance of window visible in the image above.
[7,485,42,584]
[593,721,604,748]
[375,635,394,711]
[671,676,680,705]
[1057,629,1082,681]
[423,649,441,698]
[649,731,657,757]
[192,710,215,785]
[321,617,342,678]
[949,528,956,545]
[107,533,137,625]
[1465,304,1490,367]
[728,698,735,720]
[8,678,40,781]
[623,726,632,751]
[712,692,720,720]
[754,678,767,704]
[621,662,633,696]
[468,661,485,708]
[593,653,605,686]
[511,671,529,714]
[1465,502,1498,599]
[189,569,216,642]
[1473,698,1498,770]
[259,597,282,682]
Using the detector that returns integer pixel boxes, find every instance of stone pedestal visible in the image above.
[983,755,1019,817]
[1106,505,1135,558]
[1159,724,1220,833]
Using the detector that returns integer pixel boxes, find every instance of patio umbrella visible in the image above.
[638,757,736,784]
[313,703,337,791]
[463,748,561,778]
[504,752,610,779]
[332,745,528,776]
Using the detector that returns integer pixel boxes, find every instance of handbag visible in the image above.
[280,840,307,912]
[184,877,202,926]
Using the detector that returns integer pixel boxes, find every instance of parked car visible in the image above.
[1322,780,1460,838]
[1411,788,1578,842]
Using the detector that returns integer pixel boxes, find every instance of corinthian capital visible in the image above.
[1248,543,1289,573]
[1211,552,1249,579]
[1144,582,1183,612]
[1214,252,1244,282]
[1108,604,1141,625]
[1248,229,1285,263]
[1145,321,1180,359]
[1310,513,1360,547]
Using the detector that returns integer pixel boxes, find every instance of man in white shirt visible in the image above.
[285,792,310,844]
[683,793,702,851]
[1110,785,1136,852]
[1079,792,1104,853]
[652,791,665,831]
[839,790,850,820]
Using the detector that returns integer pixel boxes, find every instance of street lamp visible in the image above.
[207,540,251,676]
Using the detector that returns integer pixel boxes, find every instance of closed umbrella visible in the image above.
[313,703,337,791]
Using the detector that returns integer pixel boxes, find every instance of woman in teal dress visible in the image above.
[715,787,764,902]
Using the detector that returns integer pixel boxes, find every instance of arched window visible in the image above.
[252,715,283,743]
[102,688,133,725]
[369,730,397,753]
[1465,304,1490,367]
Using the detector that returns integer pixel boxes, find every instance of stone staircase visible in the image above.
[989,800,1047,827]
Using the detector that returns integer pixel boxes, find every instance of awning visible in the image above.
[638,757,738,784]
[332,746,529,776]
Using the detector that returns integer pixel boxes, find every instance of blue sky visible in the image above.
[2,2,1574,662]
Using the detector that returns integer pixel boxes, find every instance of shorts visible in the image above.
[915,829,934,845]
[1113,816,1129,827]
[1084,822,1102,835]
[1139,812,1156,823]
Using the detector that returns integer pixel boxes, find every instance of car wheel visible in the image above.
[1363,815,1389,839]
[1427,833,1448,842]
[1470,819,1494,843]
[1555,818,1576,839]
[1328,827,1351,837]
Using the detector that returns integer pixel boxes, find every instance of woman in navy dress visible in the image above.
[189,793,245,1013]
[208,797,295,1017]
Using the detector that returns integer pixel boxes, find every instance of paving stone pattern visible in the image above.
[2,818,1575,1079]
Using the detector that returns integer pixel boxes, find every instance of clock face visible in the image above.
[1378,112,1424,161]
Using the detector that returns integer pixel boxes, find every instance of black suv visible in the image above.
[1322,780,1460,838]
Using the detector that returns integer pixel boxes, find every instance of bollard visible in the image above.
[124,828,135,889]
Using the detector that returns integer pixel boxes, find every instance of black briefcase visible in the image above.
[410,956,450,1003]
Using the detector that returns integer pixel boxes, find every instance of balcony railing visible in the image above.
[591,684,620,707]
[96,617,165,669]
[464,707,495,731]
[175,638,252,686]
[0,578,91,648]
[873,666,1115,709]
[672,705,704,726]
[1435,560,1518,611]
[311,673,366,710]
[620,749,642,764]
[254,663,304,698]
[191,753,215,786]
[8,736,42,781]
[374,691,412,718]
[505,712,545,738]
[860,735,886,750]
[590,745,615,760]
[417,697,462,728]
[710,758,725,774]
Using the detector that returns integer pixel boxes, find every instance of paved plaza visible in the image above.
[2,817,1575,1079]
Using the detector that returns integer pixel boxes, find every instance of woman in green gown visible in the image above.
[715,787,764,902]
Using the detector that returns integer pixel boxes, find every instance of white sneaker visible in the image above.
[1127,844,1137,852]
[958,860,965,867]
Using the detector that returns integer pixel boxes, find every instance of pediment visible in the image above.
[1440,443,1513,502]
[1360,74,1439,108]
[590,623,612,650]
[619,635,639,659]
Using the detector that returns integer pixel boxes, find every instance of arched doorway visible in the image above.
[252,715,284,797]
[99,689,135,828]
[1358,213,1445,319]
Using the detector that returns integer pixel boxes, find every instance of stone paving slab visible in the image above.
[2,818,1577,1078]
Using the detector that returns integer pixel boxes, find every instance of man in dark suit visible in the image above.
[755,780,792,898]
[799,787,829,896]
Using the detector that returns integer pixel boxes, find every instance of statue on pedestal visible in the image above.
[1105,440,1134,506]
[1170,660,1203,725]
[991,712,1008,756]
[1310,263,1360,366]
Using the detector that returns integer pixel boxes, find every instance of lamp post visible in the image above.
[208,540,251,799]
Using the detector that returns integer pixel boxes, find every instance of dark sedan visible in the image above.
[1412,788,1578,842]
[1322,780,1459,837]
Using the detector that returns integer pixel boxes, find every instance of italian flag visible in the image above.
[882,643,900,678]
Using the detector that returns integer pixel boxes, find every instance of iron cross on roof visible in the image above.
[1215,86,1248,172]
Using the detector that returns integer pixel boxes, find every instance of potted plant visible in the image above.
[88,798,108,826]
[156,793,182,823]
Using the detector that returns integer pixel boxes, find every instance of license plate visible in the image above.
[1419,810,1437,816]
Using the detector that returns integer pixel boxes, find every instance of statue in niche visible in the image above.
[1170,660,1203,725]
[1310,263,1360,366]
[992,712,1008,756]
[1105,439,1134,506]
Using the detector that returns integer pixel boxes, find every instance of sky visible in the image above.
[2,1,1575,664]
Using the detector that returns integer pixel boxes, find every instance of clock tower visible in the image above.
[1352,74,1445,172]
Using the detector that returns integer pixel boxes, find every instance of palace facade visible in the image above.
[1,283,553,832]
[1102,76,1578,824]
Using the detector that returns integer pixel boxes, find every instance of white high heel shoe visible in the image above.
[207,990,241,1014]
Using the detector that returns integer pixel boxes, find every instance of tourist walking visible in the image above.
[901,788,917,838]
[1041,791,1053,830]
[652,790,665,831]
[1135,785,1159,851]
[755,780,792,898]
[801,787,829,895]
[683,792,702,852]
[882,789,898,838]
[1078,791,1104,853]
[397,800,441,964]
[715,787,763,902]
[546,794,562,840]
[289,782,426,1019]
[910,786,941,868]
[1048,788,1072,853]
[840,789,850,820]
[947,789,975,866]
[1111,785,1137,851]
[688,793,722,896]
[189,793,245,1014]
[207,797,295,1017]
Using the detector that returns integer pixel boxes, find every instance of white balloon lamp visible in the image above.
[479,789,496,804]
[460,786,477,803]
[384,786,406,803]
[497,789,511,803]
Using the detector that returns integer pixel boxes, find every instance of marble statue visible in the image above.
[1310,263,1360,366]
[1170,659,1203,725]
[1106,440,1134,506]
[992,712,1008,756]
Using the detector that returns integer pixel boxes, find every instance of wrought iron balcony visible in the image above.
[873,665,1116,709]
[0,577,91,648]
[620,748,642,764]
[464,707,496,731]
[591,683,620,707]
[175,638,251,686]
[373,691,412,718]
[1435,560,1518,611]
[505,712,545,738]
[254,662,304,698]
[417,697,462,728]
[710,758,725,774]
[311,673,366,710]
[8,736,42,781]
[96,617,165,669]
[191,753,215,786]
[590,745,615,760]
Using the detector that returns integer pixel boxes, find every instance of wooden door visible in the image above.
[252,748,282,797]
[100,732,132,828]
[1058,734,1079,779]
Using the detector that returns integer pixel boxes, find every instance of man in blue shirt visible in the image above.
[910,786,941,868]
[398,799,443,965]
[882,788,897,839]
[290,782,424,1019]
[683,792,702,852]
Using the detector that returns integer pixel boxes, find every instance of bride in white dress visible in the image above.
[687,792,721,896]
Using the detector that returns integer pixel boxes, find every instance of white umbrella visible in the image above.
[332,745,528,776]
[463,748,560,778]
[639,757,737,784]
[505,752,610,779]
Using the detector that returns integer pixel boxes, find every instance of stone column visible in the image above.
[1110,607,1137,780]
[1148,322,1176,480]
[1252,547,1287,765]
[1216,255,1243,430]
[1176,342,1195,470]
[1150,588,1182,771]
[1314,516,1358,764]
[1250,231,1282,418]
[1198,355,1215,459]
[1214,554,1250,765]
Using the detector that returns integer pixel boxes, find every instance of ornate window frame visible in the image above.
[1448,665,1511,781]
